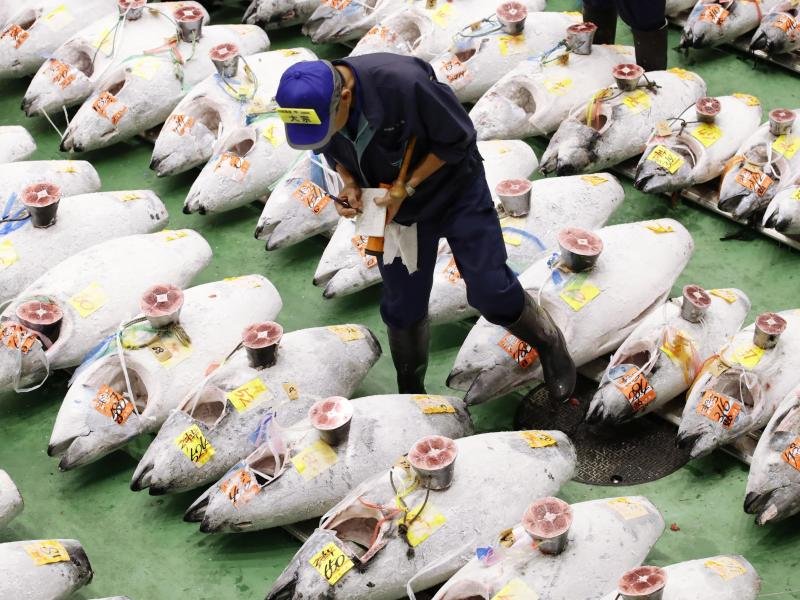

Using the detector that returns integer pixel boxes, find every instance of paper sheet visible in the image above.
[355,188,388,237]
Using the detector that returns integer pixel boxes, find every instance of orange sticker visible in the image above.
[364,25,397,43]
[219,468,261,507]
[781,437,800,471]
[48,59,76,89]
[323,0,353,8]
[92,91,127,126]
[215,152,250,182]
[168,114,195,136]
[773,13,797,33]
[614,367,657,412]
[293,180,332,214]
[700,4,729,25]
[440,57,472,86]
[696,389,742,429]
[92,384,135,425]
[498,333,538,369]
[1,24,30,48]
[442,257,461,284]
[0,323,36,355]
[351,235,378,268]
[735,168,773,197]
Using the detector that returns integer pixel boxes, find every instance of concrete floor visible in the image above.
[1,0,800,598]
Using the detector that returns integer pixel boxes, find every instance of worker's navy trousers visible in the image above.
[583,0,666,31]
[377,170,525,331]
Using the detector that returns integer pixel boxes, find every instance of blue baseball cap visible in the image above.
[275,60,343,150]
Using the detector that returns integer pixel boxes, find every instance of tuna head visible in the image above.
[750,8,799,54]
[302,0,384,44]
[762,184,800,234]
[470,78,542,141]
[243,0,317,28]
[718,150,784,220]
[313,218,382,299]
[680,0,757,49]
[22,51,95,117]
[349,8,428,57]
[539,119,601,176]
[745,389,800,525]
[0,539,93,598]
[266,528,347,600]
[635,135,702,194]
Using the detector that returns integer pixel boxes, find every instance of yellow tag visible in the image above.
[647,145,684,173]
[91,27,114,53]
[310,542,354,585]
[175,424,215,466]
[430,2,454,26]
[581,174,608,186]
[405,503,447,547]
[25,541,70,566]
[543,77,572,95]
[520,430,557,448]
[491,578,540,600]
[499,216,526,228]
[646,221,675,234]
[291,439,338,480]
[69,282,108,318]
[0,239,19,270]
[498,34,526,56]
[691,123,723,147]
[414,395,456,414]
[709,289,738,303]
[130,56,161,80]
[261,119,284,147]
[668,67,695,80]
[58,161,80,174]
[503,232,523,246]
[733,93,761,107]
[563,11,582,18]
[622,89,651,113]
[114,191,142,202]
[607,497,648,520]
[281,49,301,56]
[725,344,765,369]
[160,229,190,242]
[223,275,262,288]
[328,325,364,342]
[276,108,322,125]
[792,188,800,201]
[148,329,192,368]
[705,557,747,581]
[772,135,800,159]
[283,382,299,400]
[559,274,601,311]
[42,4,73,31]
[227,378,269,412]
[660,329,698,386]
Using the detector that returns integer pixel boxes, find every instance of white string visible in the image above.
[39,108,65,140]
[405,537,477,600]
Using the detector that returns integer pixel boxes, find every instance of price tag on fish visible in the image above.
[622,89,651,114]
[614,368,656,412]
[498,333,538,368]
[724,343,764,369]
[772,135,800,159]
[293,180,331,214]
[261,120,284,147]
[647,145,684,173]
[498,34,526,56]
[48,59,76,89]
[148,328,192,368]
[646,221,675,234]
[215,152,250,182]
[0,240,18,270]
[167,114,195,136]
[25,541,70,566]
[430,2,455,25]
[130,56,162,80]
[1,24,30,48]
[175,425,215,466]
[792,188,800,201]
[438,56,473,90]
[668,67,696,81]
[351,236,378,268]
[69,282,108,318]
[227,378,269,412]
[691,123,723,148]
[291,439,338,480]
[735,168,773,197]
[781,437,800,472]
[442,257,461,283]
[92,385,134,425]
[733,93,761,107]
[696,390,742,429]
[414,395,456,414]
[404,503,447,547]
[42,4,74,31]
[699,4,728,24]
[520,431,557,448]
[709,289,738,303]
[92,91,127,126]
[322,0,353,9]
[559,274,601,312]
[1,323,36,355]
[544,78,573,96]
[282,382,299,401]
[219,467,261,508]
[705,557,747,581]
[607,497,649,520]
[491,578,540,600]
[328,325,364,342]
[310,542,354,585]
[581,174,608,186]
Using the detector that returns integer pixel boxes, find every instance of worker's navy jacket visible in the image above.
[319,53,483,226]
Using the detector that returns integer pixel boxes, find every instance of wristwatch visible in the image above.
[405,183,416,197]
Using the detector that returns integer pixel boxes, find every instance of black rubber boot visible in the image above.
[633,21,669,72]
[583,3,618,45]
[507,294,576,402]
[387,319,430,394]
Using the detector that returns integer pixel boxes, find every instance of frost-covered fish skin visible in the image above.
[540,69,706,176]
[0,539,93,600]
[448,220,694,405]
[265,430,576,600]
[433,496,664,600]
[750,4,800,55]
[1,190,169,304]
[302,0,405,44]
[681,0,783,49]
[635,95,763,194]
[243,0,319,30]
[0,126,36,162]
[0,160,101,202]
[130,324,381,495]
[586,289,750,426]
[0,470,23,529]
[763,181,800,234]
[50,275,283,471]
[187,394,474,533]
[470,44,635,141]
[677,310,800,459]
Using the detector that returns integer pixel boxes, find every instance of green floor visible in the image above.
[2,1,800,598]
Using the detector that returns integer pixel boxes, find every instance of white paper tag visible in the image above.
[355,188,388,238]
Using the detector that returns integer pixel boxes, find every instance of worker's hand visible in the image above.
[376,183,407,222]
[337,182,362,218]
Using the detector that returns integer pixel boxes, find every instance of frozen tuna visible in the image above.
[681,0,783,49]
[151,47,315,178]
[586,287,750,426]
[762,181,800,233]
[448,220,694,404]
[243,0,319,29]
[130,323,381,495]
[265,430,576,600]
[0,470,23,529]
[0,160,101,202]
[187,394,474,533]
[22,2,211,117]
[302,0,403,44]
[470,44,635,140]
[0,230,211,393]
[677,310,800,458]
[59,23,269,153]
[0,126,36,162]
[50,276,283,471]
[1,189,169,304]
[0,539,93,600]
[745,384,800,524]
[0,0,118,79]
[750,4,800,55]
[433,496,664,600]
[540,68,706,176]
[635,95,764,194]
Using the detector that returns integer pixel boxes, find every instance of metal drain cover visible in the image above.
[515,378,691,486]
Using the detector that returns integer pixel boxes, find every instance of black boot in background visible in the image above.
[507,294,576,402]
[633,20,669,71]
[387,319,430,394]
[583,3,618,45]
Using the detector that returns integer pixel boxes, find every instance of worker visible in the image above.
[274,54,576,402]
[583,0,668,72]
